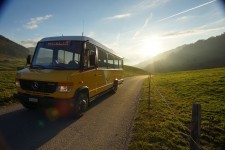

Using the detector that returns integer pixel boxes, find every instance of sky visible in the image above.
[0,0,225,65]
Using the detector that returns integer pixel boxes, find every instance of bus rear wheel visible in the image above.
[73,92,89,117]
[112,80,119,93]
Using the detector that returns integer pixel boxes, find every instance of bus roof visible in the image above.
[40,36,122,58]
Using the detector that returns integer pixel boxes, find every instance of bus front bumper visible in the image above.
[13,92,74,108]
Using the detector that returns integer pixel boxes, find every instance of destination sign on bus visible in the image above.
[47,41,71,46]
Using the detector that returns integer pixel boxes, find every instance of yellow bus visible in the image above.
[14,36,123,116]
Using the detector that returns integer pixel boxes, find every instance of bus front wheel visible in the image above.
[73,92,88,117]
[22,103,37,109]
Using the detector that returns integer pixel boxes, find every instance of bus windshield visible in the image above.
[31,41,82,69]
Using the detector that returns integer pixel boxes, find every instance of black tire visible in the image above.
[112,80,119,93]
[22,103,37,109]
[73,92,89,117]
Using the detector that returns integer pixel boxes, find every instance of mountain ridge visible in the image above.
[136,33,225,73]
[0,35,29,58]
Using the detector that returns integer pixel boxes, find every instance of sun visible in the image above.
[141,37,162,57]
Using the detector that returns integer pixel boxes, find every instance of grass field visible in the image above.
[0,55,25,71]
[0,71,17,106]
[129,68,225,150]
[123,65,149,77]
[0,56,26,106]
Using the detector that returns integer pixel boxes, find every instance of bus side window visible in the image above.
[108,54,114,69]
[84,42,96,69]
[114,56,119,69]
[98,48,107,68]
[89,50,96,67]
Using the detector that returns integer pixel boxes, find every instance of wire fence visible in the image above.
[148,75,201,150]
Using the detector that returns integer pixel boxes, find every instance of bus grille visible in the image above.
[20,80,57,93]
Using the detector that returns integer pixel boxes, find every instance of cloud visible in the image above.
[199,18,225,28]
[103,33,121,51]
[21,37,41,47]
[135,0,169,10]
[176,16,192,22]
[132,15,152,39]
[157,0,217,22]
[87,31,95,37]
[161,26,225,39]
[131,0,169,11]
[24,14,53,29]
[106,13,131,20]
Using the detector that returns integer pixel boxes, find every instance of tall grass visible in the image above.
[129,68,225,149]
[0,71,17,106]
[0,55,25,71]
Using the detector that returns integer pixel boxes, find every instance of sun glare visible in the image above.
[141,37,162,57]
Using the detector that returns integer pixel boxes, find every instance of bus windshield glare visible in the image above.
[31,41,82,69]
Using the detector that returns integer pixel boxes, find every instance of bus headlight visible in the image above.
[15,80,20,88]
[57,82,73,93]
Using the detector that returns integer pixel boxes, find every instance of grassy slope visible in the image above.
[0,56,26,106]
[0,54,25,71]
[129,68,225,149]
[0,71,17,106]
[123,65,149,77]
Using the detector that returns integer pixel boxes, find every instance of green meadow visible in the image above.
[0,71,17,106]
[129,68,225,149]
[123,65,149,77]
[0,56,25,106]
[0,55,26,71]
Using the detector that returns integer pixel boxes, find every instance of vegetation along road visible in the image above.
[0,75,147,150]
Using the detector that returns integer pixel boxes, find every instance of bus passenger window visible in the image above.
[84,42,96,69]
[98,49,107,68]
[89,51,96,66]
[119,59,122,68]
[108,54,114,68]
[114,57,119,68]
[83,50,89,68]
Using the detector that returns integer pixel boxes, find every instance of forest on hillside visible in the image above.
[143,33,225,73]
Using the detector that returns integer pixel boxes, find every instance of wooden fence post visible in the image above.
[148,74,151,111]
[190,103,201,150]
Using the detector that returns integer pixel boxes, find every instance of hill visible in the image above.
[28,47,35,54]
[137,33,225,73]
[0,35,29,58]
[123,65,149,77]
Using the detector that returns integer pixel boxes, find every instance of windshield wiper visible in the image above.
[31,65,46,69]
[52,65,67,69]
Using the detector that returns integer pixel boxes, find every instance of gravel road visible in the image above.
[0,76,147,150]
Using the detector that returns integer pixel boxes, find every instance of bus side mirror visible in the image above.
[26,55,31,65]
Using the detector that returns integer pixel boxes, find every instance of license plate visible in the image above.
[29,97,38,103]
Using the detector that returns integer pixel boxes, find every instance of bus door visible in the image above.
[83,44,98,97]
[96,48,109,93]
